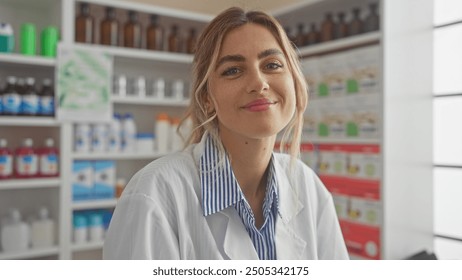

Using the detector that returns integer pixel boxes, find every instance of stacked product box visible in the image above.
[72,161,115,201]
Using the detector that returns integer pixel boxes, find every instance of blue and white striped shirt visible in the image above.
[200,135,279,260]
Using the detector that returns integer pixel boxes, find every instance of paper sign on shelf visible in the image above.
[56,43,113,122]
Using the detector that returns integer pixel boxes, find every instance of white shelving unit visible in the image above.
[0,53,56,67]
[274,0,434,260]
[0,178,61,190]
[0,0,210,260]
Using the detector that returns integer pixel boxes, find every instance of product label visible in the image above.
[0,155,13,176]
[39,96,54,115]
[40,154,58,175]
[21,94,39,115]
[16,154,38,175]
[2,93,21,114]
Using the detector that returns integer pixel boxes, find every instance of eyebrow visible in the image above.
[216,48,283,68]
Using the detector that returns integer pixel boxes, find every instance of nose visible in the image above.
[246,68,269,94]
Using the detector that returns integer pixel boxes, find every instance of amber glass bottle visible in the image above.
[168,25,181,53]
[100,7,119,46]
[75,3,94,43]
[320,13,335,42]
[334,12,348,39]
[146,14,164,51]
[124,11,141,48]
[306,23,319,45]
[186,28,197,54]
[295,23,306,47]
[348,8,364,36]
[364,3,380,32]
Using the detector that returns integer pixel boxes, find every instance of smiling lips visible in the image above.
[242,98,276,112]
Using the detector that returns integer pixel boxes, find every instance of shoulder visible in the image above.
[122,146,200,199]
[273,152,331,202]
[273,153,317,179]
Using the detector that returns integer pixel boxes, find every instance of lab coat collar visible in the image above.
[193,132,307,259]
[272,157,307,258]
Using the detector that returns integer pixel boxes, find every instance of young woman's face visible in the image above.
[208,23,296,142]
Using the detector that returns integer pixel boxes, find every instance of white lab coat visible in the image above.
[103,134,349,260]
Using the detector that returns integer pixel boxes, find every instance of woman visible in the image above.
[103,7,348,260]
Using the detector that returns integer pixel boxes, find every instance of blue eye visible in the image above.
[222,67,241,76]
[266,62,283,70]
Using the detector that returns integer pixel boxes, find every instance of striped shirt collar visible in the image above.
[200,134,279,217]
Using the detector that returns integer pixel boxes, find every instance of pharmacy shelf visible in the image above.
[308,138,381,145]
[71,241,104,252]
[73,43,194,64]
[71,152,167,160]
[0,246,60,260]
[72,198,118,210]
[80,0,213,22]
[0,178,61,190]
[0,117,59,127]
[0,53,56,67]
[298,32,381,57]
[112,96,189,107]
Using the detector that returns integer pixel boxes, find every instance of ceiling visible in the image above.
[130,0,304,15]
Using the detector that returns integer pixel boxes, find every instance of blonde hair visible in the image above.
[179,7,308,160]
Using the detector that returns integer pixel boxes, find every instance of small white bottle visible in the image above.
[73,213,88,244]
[1,209,30,252]
[91,123,108,153]
[30,207,55,248]
[155,113,170,153]
[74,123,91,153]
[108,113,121,153]
[88,212,104,242]
[122,113,137,153]
[170,117,182,151]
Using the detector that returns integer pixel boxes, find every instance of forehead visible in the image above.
[219,23,282,56]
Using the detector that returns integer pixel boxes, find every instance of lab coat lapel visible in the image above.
[206,207,258,260]
[274,159,307,259]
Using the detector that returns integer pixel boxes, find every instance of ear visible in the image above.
[204,93,216,113]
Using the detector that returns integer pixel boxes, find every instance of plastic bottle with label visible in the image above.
[124,10,141,48]
[155,113,170,153]
[30,207,55,248]
[75,2,94,43]
[88,212,104,242]
[108,113,121,153]
[38,79,55,116]
[1,209,30,252]
[146,14,164,51]
[122,113,137,153]
[115,177,127,198]
[21,77,39,116]
[0,22,14,53]
[2,76,21,115]
[73,213,87,244]
[15,138,38,178]
[0,138,13,179]
[37,138,59,177]
[91,123,108,153]
[100,7,119,46]
[74,123,91,153]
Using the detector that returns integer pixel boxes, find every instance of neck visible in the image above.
[219,129,275,199]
